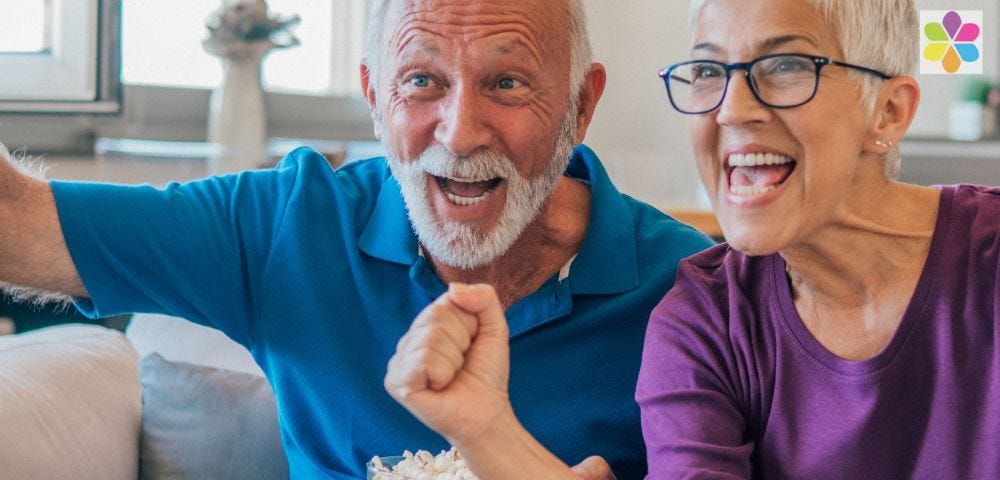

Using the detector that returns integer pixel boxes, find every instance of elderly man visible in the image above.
[0,0,711,478]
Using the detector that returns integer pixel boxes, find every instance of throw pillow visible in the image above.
[0,324,141,480]
[139,353,289,480]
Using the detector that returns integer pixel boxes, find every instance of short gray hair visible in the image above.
[363,0,593,106]
[688,0,918,178]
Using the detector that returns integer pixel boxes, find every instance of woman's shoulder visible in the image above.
[938,184,1000,250]
[654,243,775,320]
[941,184,1000,218]
[676,243,771,288]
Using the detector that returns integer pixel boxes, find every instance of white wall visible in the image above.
[583,0,700,209]
[582,0,999,209]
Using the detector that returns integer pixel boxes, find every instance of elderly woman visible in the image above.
[637,0,1000,478]
[386,0,1000,479]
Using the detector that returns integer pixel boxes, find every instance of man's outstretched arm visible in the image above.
[0,146,87,299]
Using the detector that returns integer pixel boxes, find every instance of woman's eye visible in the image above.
[693,65,723,79]
[773,59,811,73]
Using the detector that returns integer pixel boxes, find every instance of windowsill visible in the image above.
[42,137,384,185]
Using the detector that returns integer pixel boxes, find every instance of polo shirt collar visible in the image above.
[357,172,419,265]
[356,145,640,296]
[565,145,639,295]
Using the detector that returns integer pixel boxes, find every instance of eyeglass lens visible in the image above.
[667,55,819,113]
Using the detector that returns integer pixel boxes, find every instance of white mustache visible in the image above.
[415,145,518,181]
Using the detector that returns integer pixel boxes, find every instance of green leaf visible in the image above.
[924,22,949,42]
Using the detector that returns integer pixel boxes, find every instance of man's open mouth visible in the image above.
[726,153,796,196]
[433,175,504,206]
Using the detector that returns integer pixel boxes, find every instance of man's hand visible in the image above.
[571,456,618,480]
[386,283,618,479]
[385,282,512,446]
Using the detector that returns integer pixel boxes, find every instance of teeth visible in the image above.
[445,191,491,206]
[730,184,777,195]
[728,153,793,167]
[447,176,492,183]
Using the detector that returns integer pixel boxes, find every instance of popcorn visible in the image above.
[369,447,479,480]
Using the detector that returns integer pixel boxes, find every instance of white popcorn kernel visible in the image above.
[371,447,479,480]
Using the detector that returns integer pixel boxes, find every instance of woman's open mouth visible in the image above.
[433,175,504,206]
[726,153,796,196]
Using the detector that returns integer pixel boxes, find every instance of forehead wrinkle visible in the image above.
[389,2,553,69]
[393,25,443,60]
[694,1,833,57]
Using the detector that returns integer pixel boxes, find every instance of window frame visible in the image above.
[0,0,122,114]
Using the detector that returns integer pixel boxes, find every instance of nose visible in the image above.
[434,86,494,157]
[715,72,771,126]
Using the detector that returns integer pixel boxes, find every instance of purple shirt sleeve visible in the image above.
[637,247,755,479]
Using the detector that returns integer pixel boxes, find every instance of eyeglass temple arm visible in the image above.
[829,60,892,79]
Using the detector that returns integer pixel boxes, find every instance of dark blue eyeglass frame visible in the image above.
[658,53,892,115]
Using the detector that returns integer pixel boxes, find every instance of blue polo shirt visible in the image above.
[52,145,713,479]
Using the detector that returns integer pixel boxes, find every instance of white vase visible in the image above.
[207,41,271,175]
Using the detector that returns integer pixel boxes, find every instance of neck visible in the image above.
[428,177,591,310]
[781,180,940,360]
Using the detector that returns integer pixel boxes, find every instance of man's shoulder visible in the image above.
[274,148,392,201]
[280,147,389,181]
[621,195,716,257]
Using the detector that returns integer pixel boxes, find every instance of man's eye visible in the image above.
[409,75,432,87]
[496,77,520,89]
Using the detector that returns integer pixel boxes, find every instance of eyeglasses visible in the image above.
[659,53,891,115]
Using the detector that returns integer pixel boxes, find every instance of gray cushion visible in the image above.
[139,353,289,480]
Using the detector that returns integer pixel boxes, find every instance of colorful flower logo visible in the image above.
[924,11,980,73]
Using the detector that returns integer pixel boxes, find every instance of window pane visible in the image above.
[122,0,333,96]
[0,1,47,52]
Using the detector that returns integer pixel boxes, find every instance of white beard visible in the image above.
[385,113,577,269]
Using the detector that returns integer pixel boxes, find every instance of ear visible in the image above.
[864,76,920,154]
[360,63,382,140]
[572,62,608,145]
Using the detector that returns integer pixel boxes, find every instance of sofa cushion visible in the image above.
[0,324,141,480]
[139,353,288,480]
[126,312,263,375]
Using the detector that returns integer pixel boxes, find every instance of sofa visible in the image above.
[0,313,289,480]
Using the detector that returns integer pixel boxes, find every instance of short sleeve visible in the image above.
[50,148,329,347]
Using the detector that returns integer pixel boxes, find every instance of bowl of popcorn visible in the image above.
[367,447,479,480]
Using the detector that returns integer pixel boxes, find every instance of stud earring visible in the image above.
[875,140,894,148]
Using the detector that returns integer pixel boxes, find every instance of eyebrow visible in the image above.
[759,34,819,51]
[691,34,820,56]
[691,42,720,54]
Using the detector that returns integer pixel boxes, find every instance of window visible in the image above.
[122,0,367,97]
[0,1,46,52]
[0,0,121,113]
[0,0,374,153]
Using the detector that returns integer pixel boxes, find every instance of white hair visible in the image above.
[688,0,918,179]
[363,0,593,103]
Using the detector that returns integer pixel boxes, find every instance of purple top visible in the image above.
[637,185,1000,479]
